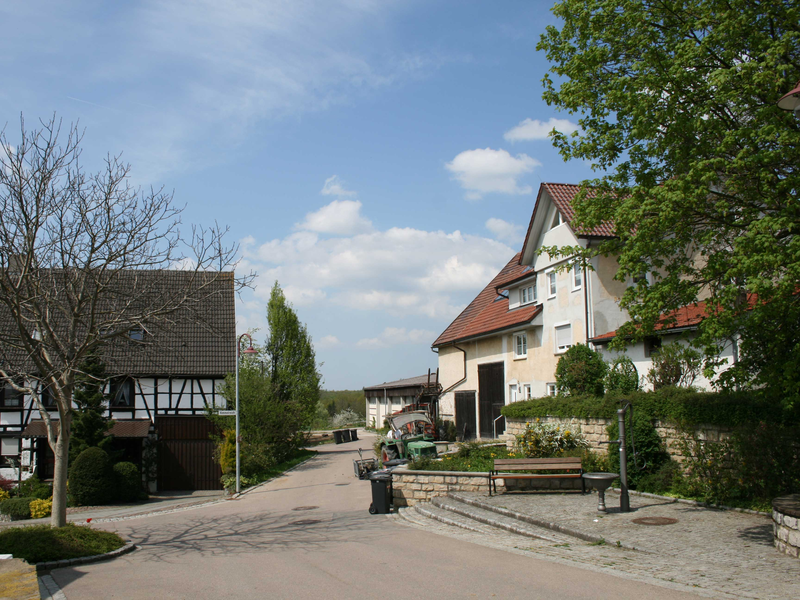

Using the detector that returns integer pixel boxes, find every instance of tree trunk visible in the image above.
[50,414,71,528]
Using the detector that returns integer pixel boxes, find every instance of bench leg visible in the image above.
[581,474,585,494]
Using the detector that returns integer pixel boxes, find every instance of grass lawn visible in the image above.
[409,444,514,472]
[0,523,125,564]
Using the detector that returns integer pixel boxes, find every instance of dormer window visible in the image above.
[128,328,144,341]
[520,284,537,305]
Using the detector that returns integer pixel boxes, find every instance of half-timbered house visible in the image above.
[0,270,235,491]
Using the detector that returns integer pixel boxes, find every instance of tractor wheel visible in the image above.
[381,445,398,463]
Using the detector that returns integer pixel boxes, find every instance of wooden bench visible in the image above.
[488,457,584,496]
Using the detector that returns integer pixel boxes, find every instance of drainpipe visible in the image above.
[583,262,591,345]
[433,343,467,394]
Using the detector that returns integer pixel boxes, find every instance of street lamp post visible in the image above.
[235,333,257,494]
[777,80,800,119]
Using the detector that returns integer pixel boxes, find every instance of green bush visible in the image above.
[113,462,143,503]
[435,418,457,442]
[555,344,608,396]
[646,343,701,389]
[604,356,640,394]
[607,411,670,490]
[0,497,34,520]
[501,388,798,429]
[0,523,125,564]
[69,447,114,506]
[16,475,52,500]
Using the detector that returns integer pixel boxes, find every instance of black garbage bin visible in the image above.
[333,430,343,444]
[368,471,392,514]
[341,429,351,443]
[350,428,358,441]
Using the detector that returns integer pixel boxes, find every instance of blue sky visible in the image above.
[1,0,595,389]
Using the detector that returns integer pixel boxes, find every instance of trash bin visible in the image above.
[341,429,351,443]
[368,471,392,514]
[350,428,358,441]
[333,430,343,444]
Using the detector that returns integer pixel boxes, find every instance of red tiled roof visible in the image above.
[542,183,616,238]
[591,301,711,343]
[433,253,542,347]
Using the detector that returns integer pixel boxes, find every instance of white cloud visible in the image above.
[320,175,357,197]
[316,335,341,349]
[485,218,524,245]
[295,199,373,235]
[503,117,580,142]
[356,327,437,348]
[243,219,513,320]
[445,148,541,200]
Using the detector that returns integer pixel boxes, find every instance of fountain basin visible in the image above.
[582,472,619,512]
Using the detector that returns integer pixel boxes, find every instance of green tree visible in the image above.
[69,352,114,465]
[212,282,321,477]
[537,1,800,407]
[555,344,607,396]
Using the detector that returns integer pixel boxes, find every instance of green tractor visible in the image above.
[378,411,438,463]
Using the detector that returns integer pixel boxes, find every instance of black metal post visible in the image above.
[618,407,630,512]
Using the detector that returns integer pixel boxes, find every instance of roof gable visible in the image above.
[433,253,542,347]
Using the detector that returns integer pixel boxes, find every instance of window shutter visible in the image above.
[556,324,572,349]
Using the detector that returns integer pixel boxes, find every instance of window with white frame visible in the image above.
[514,332,528,358]
[547,270,556,298]
[523,384,532,400]
[547,383,557,396]
[520,283,536,305]
[509,384,518,403]
[632,271,652,286]
[573,263,582,290]
[555,323,572,353]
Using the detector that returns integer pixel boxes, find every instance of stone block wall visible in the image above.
[773,495,800,559]
[505,417,732,462]
[391,466,581,507]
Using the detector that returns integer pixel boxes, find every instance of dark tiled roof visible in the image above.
[22,419,152,438]
[433,253,542,347]
[0,270,235,378]
[364,373,439,391]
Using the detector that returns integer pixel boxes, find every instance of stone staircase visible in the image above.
[396,492,585,546]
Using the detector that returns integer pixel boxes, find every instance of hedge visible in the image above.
[0,497,34,520]
[500,387,799,428]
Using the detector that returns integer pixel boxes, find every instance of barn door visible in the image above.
[156,416,222,491]
[478,362,504,438]
[454,391,477,441]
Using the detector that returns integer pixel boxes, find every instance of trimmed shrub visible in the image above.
[555,344,607,396]
[113,462,143,502]
[29,498,52,519]
[69,447,114,506]
[17,475,52,500]
[646,343,701,389]
[0,497,34,520]
[604,356,639,394]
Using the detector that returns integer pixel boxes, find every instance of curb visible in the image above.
[35,542,137,573]
[445,492,634,549]
[612,488,771,516]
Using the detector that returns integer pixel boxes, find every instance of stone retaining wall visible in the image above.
[391,466,581,507]
[773,494,800,558]
[504,417,732,461]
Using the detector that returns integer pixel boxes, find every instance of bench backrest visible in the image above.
[493,457,582,471]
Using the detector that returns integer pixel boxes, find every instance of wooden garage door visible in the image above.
[156,417,222,491]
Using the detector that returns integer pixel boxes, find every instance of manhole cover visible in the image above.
[289,519,322,526]
[292,506,319,511]
[632,517,678,526]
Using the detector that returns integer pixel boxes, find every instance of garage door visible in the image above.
[156,416,222,491]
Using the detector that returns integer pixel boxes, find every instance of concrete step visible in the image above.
[430,495,571,544]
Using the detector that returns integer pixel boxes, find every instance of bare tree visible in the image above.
[0,116,252,526]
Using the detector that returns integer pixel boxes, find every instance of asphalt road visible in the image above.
[51,435,703,599]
